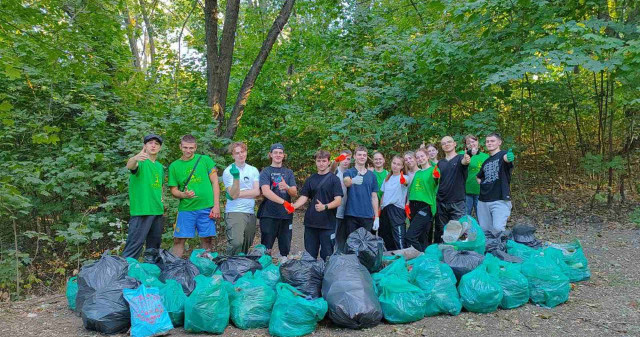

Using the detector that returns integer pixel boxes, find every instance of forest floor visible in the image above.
[1,190,639,337]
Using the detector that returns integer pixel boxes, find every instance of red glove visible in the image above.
[433,166,441,179]
[405,204,411,220]
[399,171,406,185]
[378,209,382,217]
[283,201,295,214]
[334,154,346,162]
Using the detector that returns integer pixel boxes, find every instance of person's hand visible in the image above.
[315,200,325,212]
[334,154,346,162]
[505,148,515,162]
[432,166,441,179]
[135,147,149,162]
[463,153,471,164]
[225,191,233,201]
[420,141,426,148]
[183,188,196,199]
[209,205,220,219]
[399,171,406,185]
[278,180,289,191]
[283,201,295,214]
[405,204,411,220]
[352,175,364,185]
[373,217,380,231]
[230,163,240,180]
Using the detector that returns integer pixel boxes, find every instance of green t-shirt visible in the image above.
[408,167,438,216]
[373,169,389,200]
[129,159,164,216]
[461,151,489,195]
[168,154,217,211]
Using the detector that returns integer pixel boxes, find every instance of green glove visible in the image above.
[226,191,234,200]
[506,148,515,162]
[230,163,240,180]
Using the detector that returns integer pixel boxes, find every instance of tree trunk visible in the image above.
[204,0,221,123]
[606,74,614,207]
[122,4,141,70]
[138,0,156,73]
[566,72,586,156]
[223,0,296,139]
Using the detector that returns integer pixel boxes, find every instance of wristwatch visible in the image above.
[324,204,328,211]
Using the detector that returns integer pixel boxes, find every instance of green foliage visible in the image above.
[630,208,640,229]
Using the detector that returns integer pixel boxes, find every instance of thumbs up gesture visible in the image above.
[230,163,240,179]
[399,170,406,185]
[432,166,441,179]
[135,146,149,162]
[315,199,325,212]
[505,148,515,162]
[334,154,346,162]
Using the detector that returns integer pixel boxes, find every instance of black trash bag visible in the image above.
[485,230,507,253]
[345,227,385,273]
[214,256,262,283]
[322,254,382,329]
[154,248,182,271]
[159,259,200,296]
[76,253,129,313]
[81,276,140,334]
[490,250,523,264]
[508,224,543,248]
[279,252,325,299]
[442,248,485,281]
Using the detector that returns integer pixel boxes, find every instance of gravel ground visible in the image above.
[1,211,639,337]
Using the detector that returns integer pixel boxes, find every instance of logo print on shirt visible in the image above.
[482,159,500,184]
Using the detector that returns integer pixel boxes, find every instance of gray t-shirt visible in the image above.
[258,165,296,220]
[335,167,348,219]
[381,175,408,210]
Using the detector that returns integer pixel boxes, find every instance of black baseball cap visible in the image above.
[144,134,163,145]
[270,143,284,152]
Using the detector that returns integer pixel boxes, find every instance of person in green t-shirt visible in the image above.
[405,147,439,251]
[461,134,490,216]
[168,134,221,257]
[370,151,389,204]
[122,134,165,259]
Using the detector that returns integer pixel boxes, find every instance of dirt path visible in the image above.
[1,214,639,337]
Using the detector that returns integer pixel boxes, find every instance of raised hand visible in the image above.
[230,163,240,180]
[283,201,295,214]
[352,175,364,185]
[505,148,515,162]
[433,166,441,179]
[334,154,346,162]
[135,146,149,162]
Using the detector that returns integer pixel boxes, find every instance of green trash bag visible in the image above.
[409,254,461,316]
[159,279,187,327]
[229,272,276,329]
[425,244,443,260]
[506,240,542,261]
[66,276,78,311]
[189,249,218,276]
[444,215,486,254]
[256,263,280,288]
[377,276,426,324]
[484,254,529,309]
[258,254,272,268]
[372,257,409,292]
[520,253,570,308]
[127,258,164,288]
[544,240,590,282]
[184,275,229,334]
[458,264,503,313]
[269,283,328,337]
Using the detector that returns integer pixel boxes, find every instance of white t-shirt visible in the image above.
[380,174,408,210]
[222,163,260,214]
[335,167,348,219]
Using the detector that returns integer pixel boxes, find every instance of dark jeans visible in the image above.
[344,215,374,238]
[259,217,292,256]
[304,226,334,261]
[465,194,479,216]
[379,205,406,251]
[406,203,433,251]
[435,200,466,243]
[122,215,164,259]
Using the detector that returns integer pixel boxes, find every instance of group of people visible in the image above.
[122,132,515,262]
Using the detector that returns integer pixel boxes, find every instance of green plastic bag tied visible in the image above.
[229,272,276,329]
[189,249,218,277]
[484,254,529,309]
[377,276,426,324]
[521,253,570,308]
[184,275,229,334]
[269,283,328,337]
[159,279,187,327]
[458,264,503,313]
[66,276,78,311]
[409,254,461,316]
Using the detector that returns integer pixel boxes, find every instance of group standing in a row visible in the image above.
[121,132,514,261]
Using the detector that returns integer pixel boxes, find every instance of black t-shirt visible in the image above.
[436,154,468,203]
[300,172,343,229]
[258,166,296,219]
[477,150,514,202]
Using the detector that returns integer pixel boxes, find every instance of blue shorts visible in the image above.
[174,208,216,238]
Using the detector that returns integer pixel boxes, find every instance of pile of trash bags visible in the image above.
[66,217,591,336]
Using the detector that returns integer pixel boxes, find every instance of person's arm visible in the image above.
[126,147,148,171]
[292,195,309,209]
[476,166,485,185]
[170,186,195,199]
[209,170,221,219]
[237,181,260,198]
[287,185,298,198]
[261,185,288,204]
[228,178,240,199]
[461,153,471,165]
[371,192,379,218]
[315,196,342,212]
